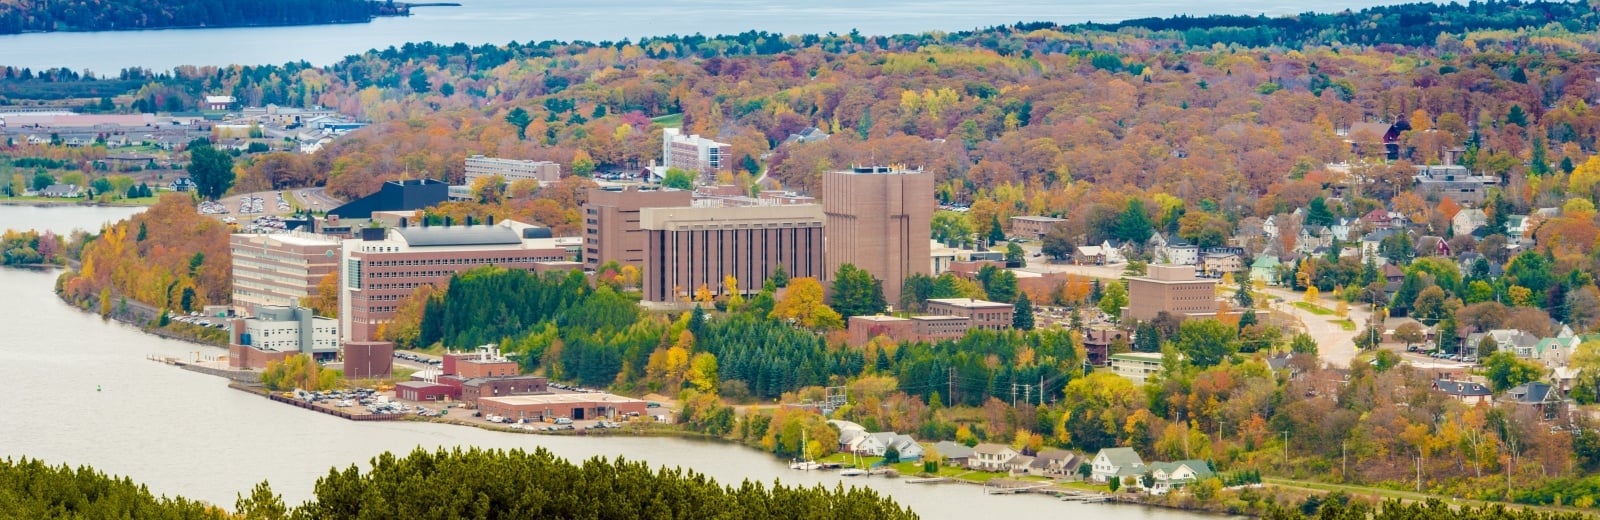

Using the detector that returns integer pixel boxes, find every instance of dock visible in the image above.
[147,354,260,383]
[984,479,1054,495]
[905,477,946,484]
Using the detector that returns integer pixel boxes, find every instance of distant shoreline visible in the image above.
[0,199,153,208]
[0,2,459,37]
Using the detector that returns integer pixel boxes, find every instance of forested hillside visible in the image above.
[0,0,404,34]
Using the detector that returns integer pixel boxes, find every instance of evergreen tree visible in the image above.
[1306,197,1334,226]
[988,214,1005,243]
[1115,200,1153,244]
[505,107,532,140]
[829,264,886,319]
[770,264,789,287]
[1013,294,1035,330]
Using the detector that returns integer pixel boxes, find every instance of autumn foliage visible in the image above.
[60,194,232,314]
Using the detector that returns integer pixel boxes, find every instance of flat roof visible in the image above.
[396,381,451,389]
[1111,352,1165,362]
[852,315,910,322]
[1011,216,1066,222]
[909,315,968,322]
[480,393,646,406]
[393,225,522,247]
[926,298,1011,309]
[233,232,342,247]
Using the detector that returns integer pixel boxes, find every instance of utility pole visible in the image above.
[1341,443,1347,482]
[1416,455,1422,492]
[1011,383,1018,408]
[1023,384,1031,407]
[1039,375,1045,406]
[1281,431,1289,465]
[948,367,955,406]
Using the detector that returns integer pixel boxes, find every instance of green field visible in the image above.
[1331,319,1357,331]
[1293,301,1335,316]
[651,113,684,127]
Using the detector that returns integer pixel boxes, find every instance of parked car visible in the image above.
[554,417,573,425]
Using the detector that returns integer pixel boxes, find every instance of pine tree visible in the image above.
[1013,293,1035,330]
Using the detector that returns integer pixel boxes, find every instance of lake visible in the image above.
[0,205,1226,519]
[0,0,1428,74]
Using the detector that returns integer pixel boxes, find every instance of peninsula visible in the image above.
[0,0,440,35]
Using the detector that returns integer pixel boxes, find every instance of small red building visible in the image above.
[396,381,459,402]
[342,341,395,379]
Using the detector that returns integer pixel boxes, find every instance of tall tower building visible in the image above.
[581,186,694,271]
[823,166,934,305]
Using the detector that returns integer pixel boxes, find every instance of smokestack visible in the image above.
[465,215,475,227]
[444,216,453,227]
[487,215,495,225]
[399,217,408,228]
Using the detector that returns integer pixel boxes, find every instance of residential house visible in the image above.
[850,432,925,459]
[1156,236,1199,266]
[932,441,975,467]
[1359,229,1400,263]
[1235,216,1266,243]
[1200,251,1242,278]
[1028,449,1080,478]
[1415,236,1450,257]
[1296,225,1333,254]
[1111,352,1165,385]
[1505,381,1566,421]
[1452,209,1487,237]
[1456,252,1503,278]
[1433,379,1493,405]
[1083,326,1128,366]
[1331,218,1356,242]
[1464,329,1541,359]
[1505,215,1532,238]
[1148,460,1216,494]
[1413,164,1498,205]
[1090,447,1146,483]
[1262,215,1279,239]
[1075,240,1126,265]
[1360,209,1396,231]
[1249,255,1280,286]
[969,443,1020,472]
[37,184,81,198]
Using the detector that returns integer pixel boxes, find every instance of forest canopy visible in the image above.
[0,0,405,35]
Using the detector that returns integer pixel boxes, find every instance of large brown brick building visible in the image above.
[230,232,342,314]
[581,187,694,272]
[338,222,571,342]
[1123,264,1220,323]
[925,298,1014,331]
[640,204,825,302]
[823,166,934,305]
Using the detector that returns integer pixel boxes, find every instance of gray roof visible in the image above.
[1096,447,1144,468]
[933,441,974,459]
[1506,382,1555,404]
[1434,379,1491,397]
[394,225,522,247]
[973,443,1016,455]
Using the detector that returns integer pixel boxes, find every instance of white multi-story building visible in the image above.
[1110,352,1165,385]
[662,127,730,176]
[464,155,562,185]
[234,305,340,360]
[230,232,344,315]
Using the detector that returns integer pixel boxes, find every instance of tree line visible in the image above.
[0,0,403,35]
[1,448,915,519]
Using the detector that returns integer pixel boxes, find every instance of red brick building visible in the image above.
[396,381,459,401]
[338,222,571,342]
[640,204,825,302]
[228,343,293,370]
[460,376,550,403]
[1082,326,1128,366]
[823,166,934,305]
[925,298,1014,331]
[342,341,394,379]
[477,393,649,422]
[1123,265,1220,323]
[581,187,694,272]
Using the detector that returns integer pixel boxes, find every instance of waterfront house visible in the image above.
[1090,447,1145,483]
[933,441,975,467]
[1147,460,1214,494]
[968,443,1020,472]
[38,184,81,198]
[1028,449,1079,478]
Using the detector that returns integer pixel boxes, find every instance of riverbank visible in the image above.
[0,197,156,208]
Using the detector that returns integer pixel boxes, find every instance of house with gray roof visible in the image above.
[1464,329,1542,359]
[969,443,1020,472]
[1147,460,1215,494]
[1433,379,1493,405]
[1090,447,1145,483]
[932,441,975,467]
[1027,449,1080,478]
[38,184,81,198]
[1506,381,1566,421]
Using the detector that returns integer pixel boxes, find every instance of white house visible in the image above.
[1452,208,1487,237]
[1090,447,1145,483]
[1147,460,1214,494]
[969,443,1020,472]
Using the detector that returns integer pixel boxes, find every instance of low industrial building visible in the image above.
[477,393,649,422]
[925,298,1014,331]
[396,381,460,402]
[459,376,550,403]
[465,155,562,185]
[444,348,520,379]
[1122,264,1220,323]
[1111,352,1165,385]
[1009,216,1065,240]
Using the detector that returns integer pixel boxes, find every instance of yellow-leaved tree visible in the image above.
[769,277,844,330]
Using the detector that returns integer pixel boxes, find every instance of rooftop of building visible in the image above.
[925,298,1013,309]
[1111,352,1165,362]
[1011,215,1066,222]
[391,225,523,247]
[909,315,968,322]
[851,315,911,323]
[639,204,824,230]
[838,165,924,175]
[233,231,343,247]
[480,393,645,406]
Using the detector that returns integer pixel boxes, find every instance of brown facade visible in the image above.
[1124,265,1219,323]
[847,315,917,346]
[1082,327,1128,366]
[925,298,1014,331]
[456,358,519,379]
[460,376,550,404]
[228,343,293,370]
[396,381,459,401]
[477,394,649,422]
[911,315,970,342]
[640,205,825,302]
[581,187,694,271]
[342,341,395,379]
[1010,216,1066,240]
[230,233,341,313]
[340,230,570,342]
[823,166,934,305]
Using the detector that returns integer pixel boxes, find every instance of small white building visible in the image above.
[235,305,339,360]
[1090,447,1145,483]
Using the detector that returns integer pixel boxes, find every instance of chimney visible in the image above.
[399,217,408,228]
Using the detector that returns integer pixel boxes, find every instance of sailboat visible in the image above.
[789,428,823,470]
[838,450,867,476]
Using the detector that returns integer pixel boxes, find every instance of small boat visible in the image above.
[839,468,868,477]
[789,460,823,471]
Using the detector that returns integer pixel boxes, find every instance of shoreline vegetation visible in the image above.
[0,0,438,36]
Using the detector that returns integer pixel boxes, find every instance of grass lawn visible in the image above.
[1331,319,1357,331]
[1261,477,1589,514]
[1293,301,1335,315]
[651,113,684,127]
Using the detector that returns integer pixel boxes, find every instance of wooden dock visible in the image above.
[984,479,1054,495]
[905,477,946,484]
